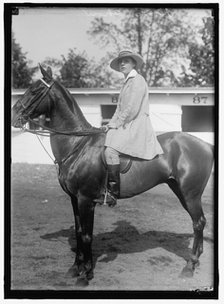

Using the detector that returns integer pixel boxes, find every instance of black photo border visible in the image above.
[4,2,219,300]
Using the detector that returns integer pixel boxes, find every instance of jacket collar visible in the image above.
[124,69,138,83]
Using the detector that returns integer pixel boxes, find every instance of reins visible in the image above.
[25,117,105,136]
[21,117,105,165]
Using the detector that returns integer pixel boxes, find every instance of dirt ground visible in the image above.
[9,162,215,292]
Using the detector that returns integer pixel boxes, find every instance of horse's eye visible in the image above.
[30,87,37,94]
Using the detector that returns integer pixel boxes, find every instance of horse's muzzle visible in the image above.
[11,108,27,128]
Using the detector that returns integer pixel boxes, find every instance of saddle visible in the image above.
[101,151,132,174]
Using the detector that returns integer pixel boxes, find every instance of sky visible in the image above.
[12,6,210,71]
[12,7,119,67]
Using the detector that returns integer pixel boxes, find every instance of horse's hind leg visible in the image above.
[167,179,206,277]
[181,197,206,277]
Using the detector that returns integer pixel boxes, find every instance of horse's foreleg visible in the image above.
[78,194,95,282]
[67,196,84,278]
[67,194,95,284]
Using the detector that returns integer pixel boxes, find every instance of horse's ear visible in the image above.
[47,66,53,78]
[39,64,52,81]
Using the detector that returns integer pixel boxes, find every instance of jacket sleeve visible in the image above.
[110,75,146,128]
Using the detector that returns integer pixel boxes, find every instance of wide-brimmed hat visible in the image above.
[110,50,144,72]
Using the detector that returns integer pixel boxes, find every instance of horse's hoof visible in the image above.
[195,260,200,268]
[86,271,94,281]
[76,277,89,287]
[108,201,117,207]
[180,266,194,278]
[70,247,76,253]
[66,266,79,278]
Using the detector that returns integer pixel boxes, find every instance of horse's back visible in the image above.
[161,131,213,158]
[157,132,213,162]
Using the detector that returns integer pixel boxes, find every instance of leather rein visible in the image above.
[19,78,105,137]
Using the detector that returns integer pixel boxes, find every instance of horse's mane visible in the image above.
[54,80,92,129]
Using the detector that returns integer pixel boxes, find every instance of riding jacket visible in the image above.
[105,69,163,160]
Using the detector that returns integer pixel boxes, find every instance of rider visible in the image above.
[102,50,164,206]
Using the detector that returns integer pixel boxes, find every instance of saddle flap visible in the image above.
[119,155,132,174]
[101,152,132,174]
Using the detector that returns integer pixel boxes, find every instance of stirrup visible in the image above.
[93,193,106,205]
[94,189,117,207]
[104,189,117,207]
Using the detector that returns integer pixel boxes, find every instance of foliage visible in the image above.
[42,49,122,89]
[57,49,91,88]
[12,9,214,88]
[85,55,123,88]
[12,33,37,89]
[88,8,214,87]
[179,16,214,87]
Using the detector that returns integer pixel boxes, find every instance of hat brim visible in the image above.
[110,53,144,72]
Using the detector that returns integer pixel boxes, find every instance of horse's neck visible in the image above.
[50,101,84,131]
[49,83,91,163]
[50,133,86,164]
[49,83,91,131]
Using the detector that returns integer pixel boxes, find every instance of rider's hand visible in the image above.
[101,125,109,132]
[101,124,117,132]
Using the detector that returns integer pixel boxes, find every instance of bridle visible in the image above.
[17,78,105,137]
[17,78,54,131]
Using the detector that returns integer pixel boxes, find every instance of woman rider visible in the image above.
[100,50,163,206]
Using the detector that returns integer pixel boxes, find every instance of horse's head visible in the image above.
[12,65,54,128]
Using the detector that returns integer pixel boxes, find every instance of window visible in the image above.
[101,105,116,126]
[181,106,214,132]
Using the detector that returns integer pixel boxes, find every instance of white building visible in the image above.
[12,87,215,144]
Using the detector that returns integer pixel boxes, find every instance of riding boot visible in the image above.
[94,164,120,207]
[106,164,120,207]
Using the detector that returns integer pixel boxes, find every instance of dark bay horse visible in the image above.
[12,66,214,286]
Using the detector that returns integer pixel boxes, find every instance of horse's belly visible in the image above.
[119,158,168,198]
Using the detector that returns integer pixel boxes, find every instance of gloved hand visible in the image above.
[100,125,110,132]
[101,124,117,132]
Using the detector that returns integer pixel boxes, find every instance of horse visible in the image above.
[12,65,214,286]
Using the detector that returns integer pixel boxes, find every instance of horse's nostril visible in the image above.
[12,115,25,128]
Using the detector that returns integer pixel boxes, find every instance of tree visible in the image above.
[84,55,123,88]
[43,49,121,89]
[88,8,213,87]
[179,16,214,87]
[58,49,91,88]
[12,33,37,88]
